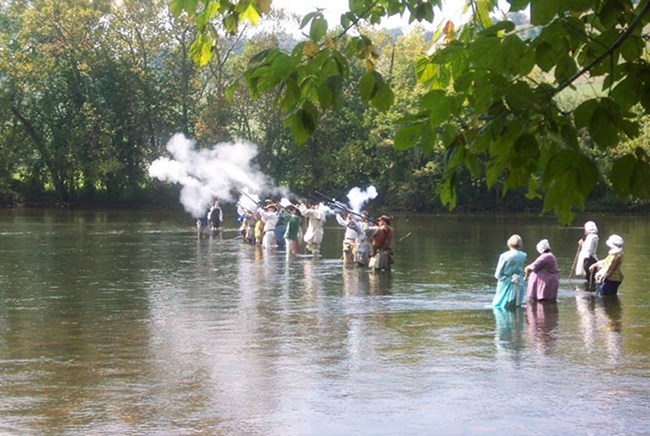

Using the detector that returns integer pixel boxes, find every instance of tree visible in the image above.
[172,0,649,223]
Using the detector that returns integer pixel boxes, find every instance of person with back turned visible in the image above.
[492,234,527,308]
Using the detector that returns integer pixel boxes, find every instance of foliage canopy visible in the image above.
[172,0,650,223]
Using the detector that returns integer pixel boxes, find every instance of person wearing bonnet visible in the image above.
[589,234,624,296]
[576,220,599,290]
[524,239,560,302]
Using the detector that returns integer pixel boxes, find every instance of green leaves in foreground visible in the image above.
[611,148,650,200]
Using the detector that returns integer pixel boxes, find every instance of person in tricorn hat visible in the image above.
[364,214,394,271]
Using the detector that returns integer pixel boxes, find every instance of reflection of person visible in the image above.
[524,239,559,302]
[590,234,624,296]
[576,221,599,289]
[526,301,559,355]
[492,234,527,308]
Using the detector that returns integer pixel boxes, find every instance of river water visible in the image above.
[0,209,648,435]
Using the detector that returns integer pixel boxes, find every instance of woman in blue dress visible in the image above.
[492,234,527,308]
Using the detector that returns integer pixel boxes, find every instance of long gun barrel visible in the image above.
[313,190,377,224]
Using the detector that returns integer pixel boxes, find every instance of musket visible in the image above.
[313,190,377,223]
[238,190,261,207]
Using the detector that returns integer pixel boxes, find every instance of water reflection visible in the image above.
[493,308,525,361]
[525,301,559,355]
[341,267,393,297]
[575,294,623,364]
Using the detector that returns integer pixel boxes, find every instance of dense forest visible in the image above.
[0,0,648,219]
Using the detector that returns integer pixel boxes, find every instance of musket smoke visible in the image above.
[148,134,272,217]
[347,186,378,213]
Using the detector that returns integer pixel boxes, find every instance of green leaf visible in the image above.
[394,122,424,150]
[531,0,558,26]
[589,104,619,149]
[170,0,198,17]
[573,99,598,130]
[611,151,650,199]
[359,71,378,102]
[285,102,318,145]
[189,32,213,67]
[554,54,578,84]
[372,81,395,111]
[309,16,328,42]
[535,41,559,72]
[421,91,454,127]
[225,80,239,103]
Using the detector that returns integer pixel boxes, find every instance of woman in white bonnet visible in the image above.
[576,220,599,289]
[589,234,624,296]
[524,239,560,302]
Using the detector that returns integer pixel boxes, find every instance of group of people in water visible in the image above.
[199,201,624,300]
[199,196,395,271]
[492,220,625,309]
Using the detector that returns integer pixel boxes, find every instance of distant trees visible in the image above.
[0,0,647,221]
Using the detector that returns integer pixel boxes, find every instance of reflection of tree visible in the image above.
[575,294,623,364]
[525,301,559,355]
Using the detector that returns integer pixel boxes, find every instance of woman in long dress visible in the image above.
[525,239,560,302]
[590,234,624,296]
[492,234,527,309]
[576,220,599,289]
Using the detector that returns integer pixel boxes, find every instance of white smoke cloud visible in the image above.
[148,134,274,217]
[347,186,378,213]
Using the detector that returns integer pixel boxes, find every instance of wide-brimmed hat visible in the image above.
[584,221,598,234]
[536,239,551,254]
[605,234,624,253]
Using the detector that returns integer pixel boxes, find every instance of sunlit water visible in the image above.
[0,209,648,435]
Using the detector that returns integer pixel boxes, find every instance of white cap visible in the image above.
[606,234,624,253]
[584,221,598,234]
[536,239,551,254]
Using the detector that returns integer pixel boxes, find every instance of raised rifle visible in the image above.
[313,190,377,224]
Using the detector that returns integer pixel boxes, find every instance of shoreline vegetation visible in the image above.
[2,188,648,218]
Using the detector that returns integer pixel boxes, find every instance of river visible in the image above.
[0,209,648,435]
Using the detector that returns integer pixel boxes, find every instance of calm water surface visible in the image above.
[0,209,648,435]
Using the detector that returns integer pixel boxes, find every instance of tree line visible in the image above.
[0,0,647,221]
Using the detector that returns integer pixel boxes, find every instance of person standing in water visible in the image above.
[364,215,394,271]
[208,200,223,236]
[298,200,326,256]
[590,234,624,296]
[492,234,527,309]
[525,239,559,302]
[576,220,599,290]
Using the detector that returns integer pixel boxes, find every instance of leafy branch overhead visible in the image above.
[171,0,650,223]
